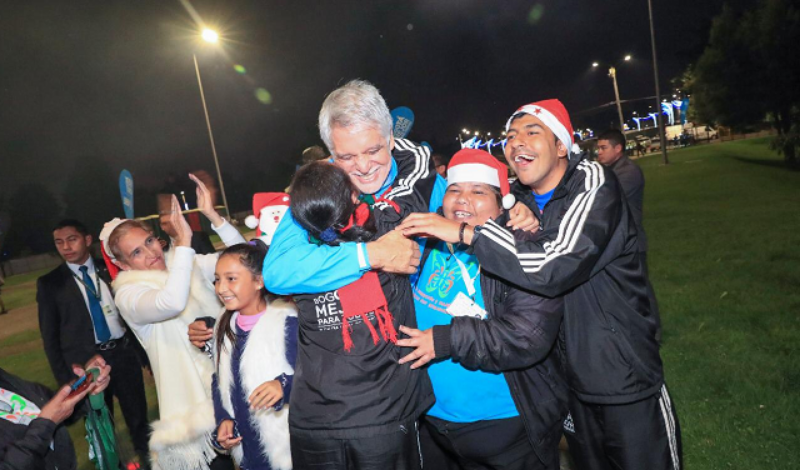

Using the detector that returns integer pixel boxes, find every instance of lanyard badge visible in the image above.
[444,244,487,319]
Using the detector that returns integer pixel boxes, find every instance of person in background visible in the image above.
[0,356,111,470]
[596,128,660,341]
[431,153,448,178]
[37,219,150,467]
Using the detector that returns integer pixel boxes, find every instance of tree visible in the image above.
[691,0,800,167]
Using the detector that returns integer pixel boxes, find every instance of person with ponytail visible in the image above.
[100,174,244,470]
[210,241,297,470]
[287,161,433,470]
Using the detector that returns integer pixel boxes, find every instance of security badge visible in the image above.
[102,304,115,317]
[446,291,487,319]
[443,242,487,320]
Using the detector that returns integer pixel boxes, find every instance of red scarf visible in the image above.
[336,269,397,353]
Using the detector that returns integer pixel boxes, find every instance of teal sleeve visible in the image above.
[263,209,366,295]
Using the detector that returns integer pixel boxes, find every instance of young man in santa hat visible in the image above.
[399,99,680,470]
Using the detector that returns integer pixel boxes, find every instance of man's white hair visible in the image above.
[318,79,392,154]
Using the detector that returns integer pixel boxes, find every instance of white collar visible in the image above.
[67,257,95,276]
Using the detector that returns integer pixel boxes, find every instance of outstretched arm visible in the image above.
[399,161,621,298]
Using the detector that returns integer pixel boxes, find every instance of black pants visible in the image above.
[209,454,235,470]
[420,415,555,470]
[291,423,422,470]
[99,335,150,458]
[564,385,682,470]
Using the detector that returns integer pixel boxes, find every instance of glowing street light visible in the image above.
[193,28,231,218]
[462,128,469,134]
[201,28,219,43]
[592,62,599,68]
[624,54,632,61]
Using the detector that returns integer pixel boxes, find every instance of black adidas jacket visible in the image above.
[470,153,664,405]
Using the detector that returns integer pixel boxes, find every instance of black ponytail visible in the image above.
[214,239,274,368]
[290,161,376,246]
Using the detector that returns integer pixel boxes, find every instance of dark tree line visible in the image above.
[685,0,800,167]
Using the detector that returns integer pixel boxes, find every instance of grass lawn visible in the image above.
[637,139,799,468]
[1,138,798,469]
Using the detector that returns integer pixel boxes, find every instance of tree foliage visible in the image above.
[691,0,800,166]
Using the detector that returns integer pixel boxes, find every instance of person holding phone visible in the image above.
[1,356,111,470]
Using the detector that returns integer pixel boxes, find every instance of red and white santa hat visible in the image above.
[244,192,290,229]
[447,148,516,209]
[505,99,581,156]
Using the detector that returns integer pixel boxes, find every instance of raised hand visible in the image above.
[169,195,193,247]
[190,173,224,227]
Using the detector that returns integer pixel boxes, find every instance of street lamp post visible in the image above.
[594,55,631,132]
[608,67,625,131]
[647,0,669,164]
[193,28,232,219]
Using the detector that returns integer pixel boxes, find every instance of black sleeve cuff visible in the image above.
[432,325,452,359]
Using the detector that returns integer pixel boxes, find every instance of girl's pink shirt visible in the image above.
[236,309,267,331]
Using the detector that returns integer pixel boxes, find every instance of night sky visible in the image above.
[1,0,758,219]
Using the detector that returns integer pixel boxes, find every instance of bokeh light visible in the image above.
[255,88,273,104]
[528,4,545,24]
[234,64,247,74]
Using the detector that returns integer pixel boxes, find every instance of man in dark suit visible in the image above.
[37,219,150,467]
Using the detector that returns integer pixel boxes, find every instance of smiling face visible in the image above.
[115,227,166,271]
[214,254,264,315]
[53,226,92,265]
[443,182,503,226]
[504,114,569,194]
[330,125,395,195]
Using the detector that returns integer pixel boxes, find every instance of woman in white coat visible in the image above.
[101,175,244,470]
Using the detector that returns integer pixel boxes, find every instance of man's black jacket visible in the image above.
[471,153,664,405]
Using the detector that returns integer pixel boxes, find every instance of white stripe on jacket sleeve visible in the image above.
[479,160,606,274]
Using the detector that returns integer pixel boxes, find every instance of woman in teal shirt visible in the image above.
[398,149,567,470]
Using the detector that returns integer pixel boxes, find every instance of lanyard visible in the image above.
[446,243,481,299]
[71,267,103,301]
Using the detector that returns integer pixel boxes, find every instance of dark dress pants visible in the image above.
[99,335,150,460]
